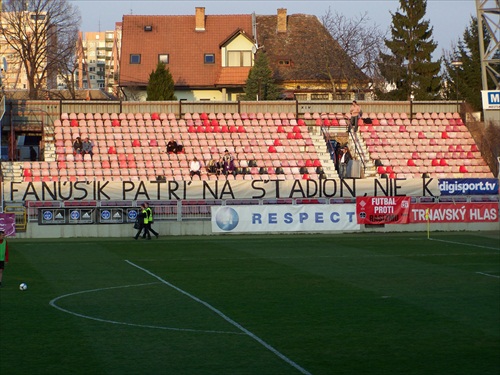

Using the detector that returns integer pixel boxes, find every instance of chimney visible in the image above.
[277,8,287,33]
[195,7,205,31]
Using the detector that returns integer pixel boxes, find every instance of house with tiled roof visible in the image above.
[257,9,368,100]
[119,7,368,101]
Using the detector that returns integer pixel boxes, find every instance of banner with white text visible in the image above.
[211,204,359,233]
[409,203,499,223]
[356,197,412,224]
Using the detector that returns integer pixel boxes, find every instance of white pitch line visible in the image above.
[125,260,312,375]
[428,237,500,251]
[49,282,243,335]
[476,272,500,279]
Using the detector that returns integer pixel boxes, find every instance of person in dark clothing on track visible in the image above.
[134,203,151,240]
[142,202,159,239]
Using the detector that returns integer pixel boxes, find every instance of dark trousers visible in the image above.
[339,163,348,178]
[134,224,144,239]
[135,223,151,239]
[142,223,158,238]
[349,116,359,132]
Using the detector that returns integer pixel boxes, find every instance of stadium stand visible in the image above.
[22,112,328,182]
[356,112,491,179]
[17,111,492,182]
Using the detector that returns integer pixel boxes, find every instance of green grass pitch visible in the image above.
[1,232,499,375]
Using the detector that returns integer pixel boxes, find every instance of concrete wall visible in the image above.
[14,220,499,239]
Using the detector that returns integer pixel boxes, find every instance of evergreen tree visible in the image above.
[442,17,488,112]
[146,62,176,101]
[244,52,281,100]
[377,0,441,100]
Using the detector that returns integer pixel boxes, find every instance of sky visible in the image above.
[69,0,477,57]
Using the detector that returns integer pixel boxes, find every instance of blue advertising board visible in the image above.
[438,178,499,195]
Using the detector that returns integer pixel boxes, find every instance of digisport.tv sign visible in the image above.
[438,178,499,196]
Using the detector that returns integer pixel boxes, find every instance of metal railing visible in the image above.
[4,205,27,231]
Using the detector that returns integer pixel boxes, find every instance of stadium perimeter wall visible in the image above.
[5,177,499,238]
[13,220,499,239]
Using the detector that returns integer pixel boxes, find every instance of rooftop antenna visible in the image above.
[251,12,264,54]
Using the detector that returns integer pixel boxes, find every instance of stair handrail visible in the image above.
[347,130,367,173]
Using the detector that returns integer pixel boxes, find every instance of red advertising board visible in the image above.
[409,203,499,223]
[356,197,411,224]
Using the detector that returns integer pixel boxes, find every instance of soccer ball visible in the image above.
[19,283,28,291]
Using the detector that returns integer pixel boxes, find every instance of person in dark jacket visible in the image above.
[338,146,352,178]
[142,202,159,239]
[134,203,151,240]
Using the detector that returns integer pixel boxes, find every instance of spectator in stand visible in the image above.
[216,157,224,176]
[29,146,37,161]
[73,137,83,154]
[222,149,236,177]
[348,100,361,133]
[82,138,94,159]
[339,146,352,178]
[189,156,202,179]
[166,138,178,154]
[206,158,220,175]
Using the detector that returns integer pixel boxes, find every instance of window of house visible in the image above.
[227,51,252,67]
[130,54,141,64]
[204,54,215,64]
[159,54,169,64]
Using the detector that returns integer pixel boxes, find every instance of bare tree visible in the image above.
[321,8,387,94]
[0,0,81,99]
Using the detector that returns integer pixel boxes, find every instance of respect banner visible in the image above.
[211,204,359,233]
[409,203,499,223]
[356,197,411,224]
